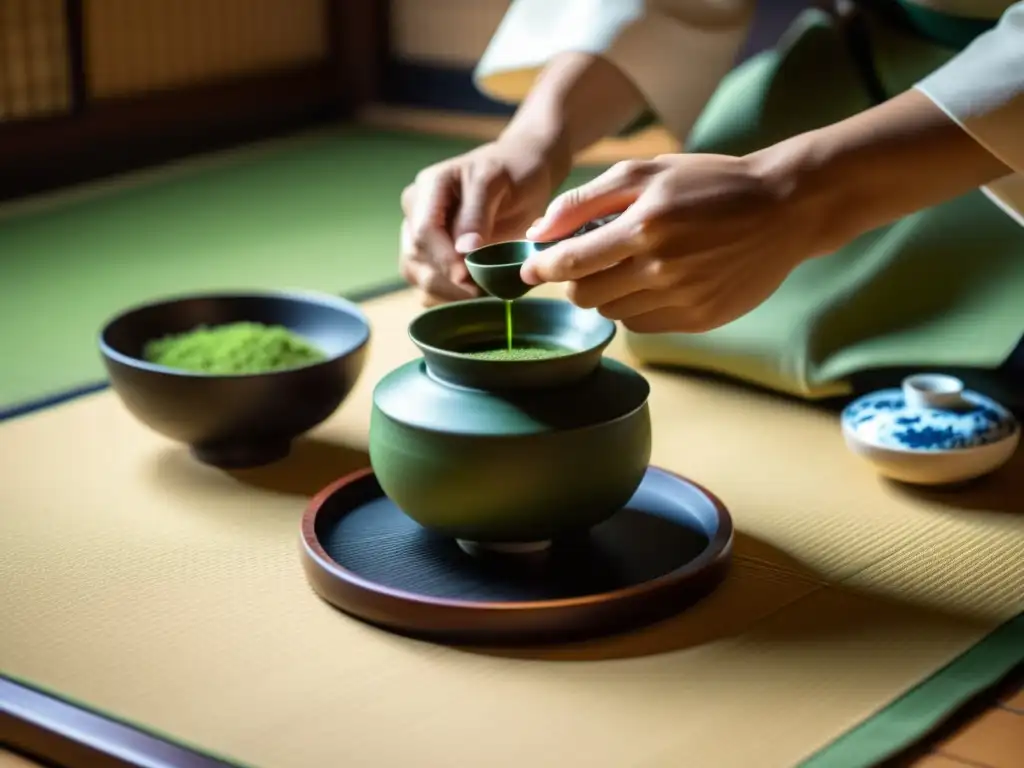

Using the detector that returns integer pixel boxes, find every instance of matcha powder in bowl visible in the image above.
[143,322,327,374]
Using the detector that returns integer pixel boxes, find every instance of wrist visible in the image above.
[498,115,574,190]
[495,51,648,191]
[746,89,1014,261]
[745,131,855,262]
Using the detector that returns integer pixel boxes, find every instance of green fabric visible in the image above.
[895,0,999,49]
[0,127,601,410]
[626,8,1024,399]
[799,612,1024,767]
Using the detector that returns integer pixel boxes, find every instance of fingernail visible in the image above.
[525,224,543,240]
[455,233,482,253]
[520,261,538,286]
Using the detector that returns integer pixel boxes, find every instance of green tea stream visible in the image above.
[506,300,512,351]
[460,300,571,361]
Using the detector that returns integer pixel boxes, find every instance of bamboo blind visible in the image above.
[0,0,71,121]
[84,0,330,99]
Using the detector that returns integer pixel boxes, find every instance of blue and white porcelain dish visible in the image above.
[841,374,1020,485]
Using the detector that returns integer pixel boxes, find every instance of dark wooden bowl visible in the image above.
[99,291,370,468]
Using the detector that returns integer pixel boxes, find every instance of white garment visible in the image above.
[476,1,757,144]
[474,0,1024,223]
[915,3,1024,225]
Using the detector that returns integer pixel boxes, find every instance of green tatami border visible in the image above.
[800,611,1024,767]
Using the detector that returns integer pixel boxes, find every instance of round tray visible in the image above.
[300,466,733,645]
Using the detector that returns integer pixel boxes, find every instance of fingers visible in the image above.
[402,257,478,303]
[405,169,452,230]
[520,211,649,285]
[527,159,654,241]
[597,286,684,322]
[602,293,723,334]
[564,247,733,332]
[452,163,512,253]
[565,257,644,309]
[399,219,478,302]
[621,305,723,334]
[404,168,467,279]
[401,165,479,291]
[567,249,689,309]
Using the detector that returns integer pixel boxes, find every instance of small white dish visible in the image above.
[841,374,1020,485]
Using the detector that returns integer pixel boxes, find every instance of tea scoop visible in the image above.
[464,214,621,300]
[841,373,1019,485]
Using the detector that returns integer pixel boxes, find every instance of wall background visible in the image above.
[84,0,328,99]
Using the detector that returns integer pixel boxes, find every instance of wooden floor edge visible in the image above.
[355,103,681,165]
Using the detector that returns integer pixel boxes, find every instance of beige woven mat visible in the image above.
[1,286,1022,768]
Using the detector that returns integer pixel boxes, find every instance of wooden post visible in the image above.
[63,0,87,113]
[325,0,390,114]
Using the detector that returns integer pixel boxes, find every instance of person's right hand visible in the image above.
[400,136,568,306]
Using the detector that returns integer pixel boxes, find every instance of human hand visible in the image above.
[400,137,568,306]
[520,152,834,332]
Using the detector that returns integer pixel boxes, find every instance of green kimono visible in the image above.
[475,0,1024,407]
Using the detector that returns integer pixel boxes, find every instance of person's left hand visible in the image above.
[520,152,835,333]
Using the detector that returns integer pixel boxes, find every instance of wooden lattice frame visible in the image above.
[0,0,388,201]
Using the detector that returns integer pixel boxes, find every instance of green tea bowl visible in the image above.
[464,240,552,300]
[369,298,652,551]
[99,291,370,469]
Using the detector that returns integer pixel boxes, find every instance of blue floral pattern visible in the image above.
[842,388,1018,451]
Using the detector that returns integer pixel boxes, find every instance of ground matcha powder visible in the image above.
[143,322,327,374]
[462,347,569,361]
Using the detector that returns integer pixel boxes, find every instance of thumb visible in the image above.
[453,166,511,253]
[527,160,651,241]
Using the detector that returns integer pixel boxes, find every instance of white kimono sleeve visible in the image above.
[473,0,756,142]
[915,2,1024,225]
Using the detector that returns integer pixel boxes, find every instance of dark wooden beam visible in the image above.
[0,676,229,768]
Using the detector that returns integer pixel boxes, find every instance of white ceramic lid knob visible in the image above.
[901,374,966,411]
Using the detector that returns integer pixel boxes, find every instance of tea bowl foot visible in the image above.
[190,438,291,469]
[456,539,553,558]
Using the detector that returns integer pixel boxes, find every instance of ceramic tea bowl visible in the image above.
[463,215,622,300]
[369,298,652,552]
[841,373,1019,485]
[100,291,370,469]
[463,240,552,300]
[408,296,615,390]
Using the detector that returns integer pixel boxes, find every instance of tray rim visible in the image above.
[299,464,735,615]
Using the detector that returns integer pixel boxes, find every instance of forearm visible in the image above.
[477,0,756,147]
[498,51,648,180]
[754,89,1013,253]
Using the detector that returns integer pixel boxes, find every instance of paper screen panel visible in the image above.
[0,0,71,121]
[84,0,329,99]
[390,0,509,66]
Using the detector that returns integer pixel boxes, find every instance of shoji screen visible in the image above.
[84,0,329,99]
[0,0,71,121]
